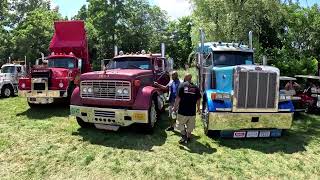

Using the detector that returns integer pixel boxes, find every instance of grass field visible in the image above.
[0,97,320,179]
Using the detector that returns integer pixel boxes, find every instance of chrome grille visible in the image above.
[81,81,131,100]
[235,71,278,111]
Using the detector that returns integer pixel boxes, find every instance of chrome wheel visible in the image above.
[2,86,12,98]
[202,104,209,135]
[150,101,157,127]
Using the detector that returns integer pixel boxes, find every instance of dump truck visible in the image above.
[18,20,91,106]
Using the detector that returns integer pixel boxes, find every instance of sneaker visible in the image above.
[166,126,174,131]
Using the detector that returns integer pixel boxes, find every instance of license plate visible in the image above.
[259,131,271,137]
[133,113,146,121]
[246,131,259,138]
[70,107,80,116]
[95,124,119,131]
[233,131,246,138]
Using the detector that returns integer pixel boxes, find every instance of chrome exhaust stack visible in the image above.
[161,43,165,58]
[249,31,253,49]
[114,45,118,56]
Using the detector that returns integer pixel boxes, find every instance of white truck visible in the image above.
[0,63,27,97]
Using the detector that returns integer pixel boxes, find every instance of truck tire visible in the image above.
[28,102,39,108]
[141,100,157,134]
[76,117,93,128]
[202,101,220,138]
[1,85,13,98]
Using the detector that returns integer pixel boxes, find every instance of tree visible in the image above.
[11,9,61,64]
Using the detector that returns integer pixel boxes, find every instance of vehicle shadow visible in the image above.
[16,103,70,120]
[72,113,169,151]
[215,114,320,154]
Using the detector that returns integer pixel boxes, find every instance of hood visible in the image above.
[81,69,153,81]
[235,65,280,75]
[213,66,234,92]
[31,67,70,78]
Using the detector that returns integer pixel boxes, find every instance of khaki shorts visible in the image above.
[176,114,196,133]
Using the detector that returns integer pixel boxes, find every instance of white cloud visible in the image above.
[152,0,192,19]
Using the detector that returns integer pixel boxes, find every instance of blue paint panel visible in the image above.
[213,66,234,92]
[270,129,283,137]
[278,101,295,112]
[205,90,232,112]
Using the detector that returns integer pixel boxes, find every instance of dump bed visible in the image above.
[49,21,89,62]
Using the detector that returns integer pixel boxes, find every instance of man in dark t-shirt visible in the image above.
[173,73,201,144]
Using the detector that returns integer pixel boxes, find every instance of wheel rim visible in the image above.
[4,88,11,97]
[150,101,157,127]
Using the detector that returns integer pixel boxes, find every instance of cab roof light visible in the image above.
[119,51,124,56]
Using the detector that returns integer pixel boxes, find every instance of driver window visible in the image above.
[16,67,21,73]
[68,61,75,68]
[155,59,164,71]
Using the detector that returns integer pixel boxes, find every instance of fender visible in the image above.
[70,86,82,106]
[205,90,232,112]
[132,86,161,110]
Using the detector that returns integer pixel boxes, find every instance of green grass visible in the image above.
[0,97,320,179]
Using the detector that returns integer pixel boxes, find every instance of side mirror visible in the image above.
[78,59,82,71]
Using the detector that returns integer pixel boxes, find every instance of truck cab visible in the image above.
[198,31,294,138]
[0,63,26,97]
[70,48,170,132]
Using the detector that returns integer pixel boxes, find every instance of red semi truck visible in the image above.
[19,20,91,106]
[70,46,171,132]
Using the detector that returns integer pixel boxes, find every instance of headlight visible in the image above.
[122,88,129,95]
[87,87,93,93]
[21,83,26,89]
[59,82,64,88]
[280,95,291,101]
[82,87,88,93]
[116,88,130,96]
[116,88,123,95]
[211,93,231,100]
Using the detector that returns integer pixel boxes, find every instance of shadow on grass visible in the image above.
[179,136,217,154]
[72,113,170,151]
[216,114,320,154]
[16,103,70,120]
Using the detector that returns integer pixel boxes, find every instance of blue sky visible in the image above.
[52,0,318,19]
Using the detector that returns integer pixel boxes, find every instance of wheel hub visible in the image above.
[4,88,11,97]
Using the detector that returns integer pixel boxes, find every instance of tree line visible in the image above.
[0,0,319,75]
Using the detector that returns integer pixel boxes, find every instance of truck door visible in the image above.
[154,58,170,86]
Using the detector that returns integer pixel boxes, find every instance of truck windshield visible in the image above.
[1,66,15,73]
[48,58,76,69]
[214,52,253,66]
[107,57,151,70]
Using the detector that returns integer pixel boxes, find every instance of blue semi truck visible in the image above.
[197,30,294,138]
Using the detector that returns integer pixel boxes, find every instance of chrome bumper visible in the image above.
[19,90,67,98]
[70,105,149,127]
[208,112,293,131]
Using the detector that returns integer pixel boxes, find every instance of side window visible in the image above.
[16,66,22,73]
[155,58,165,71]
